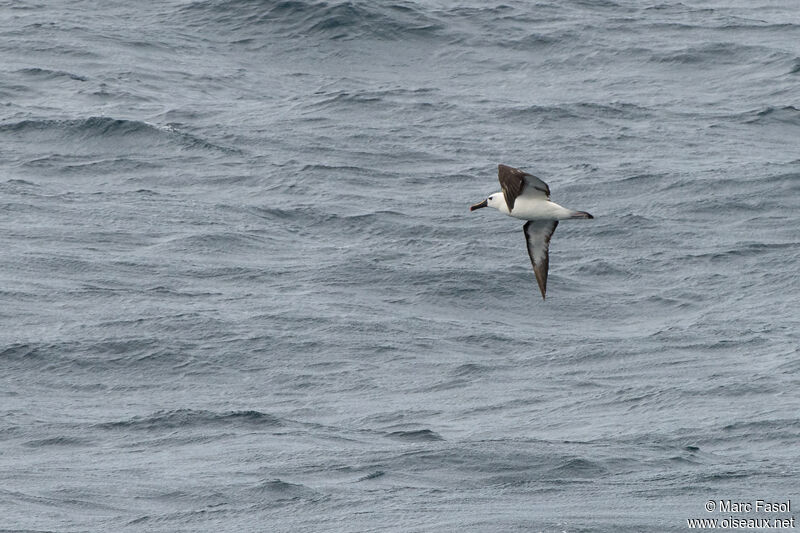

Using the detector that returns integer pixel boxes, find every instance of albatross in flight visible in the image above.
[470,164,594,299]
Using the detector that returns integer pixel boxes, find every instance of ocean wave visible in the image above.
[544,457,608,479]
[386,429,444,442]
[0,116,236,153]
[385,440,640,486]
[649,42,777,64]
[21,154,163,175]
[0,339,204,373]
[497,101,653,123]
[743,105,800,126]
[356,470,385,481]
[433,4,571,49]
[95,409,283,431]
[177,0,443,41]
[248,479,320,499]
[247,205,421,240]
[451,363,494,378]
[303,87,439,113]
[23,436,90,447]
[146,231,270,256]
[693,242,797,262]
[573,259,632,277]
[15,67,88,81]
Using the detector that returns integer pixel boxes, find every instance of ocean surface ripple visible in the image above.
[1,1,798,531]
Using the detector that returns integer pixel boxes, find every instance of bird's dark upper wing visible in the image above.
[523,220,558,299]
[498,164,551,211]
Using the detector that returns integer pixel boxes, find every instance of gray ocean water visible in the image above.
[1,1,799,531]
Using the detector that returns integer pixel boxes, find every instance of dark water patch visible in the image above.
[649,43,776,65]
[640,18,798,34]
[305,90,384,110]
[774,356,800,374]
[300,163,375,175]
[95,409,283,431]
[693,242,796,262]
[698,378,779,398]
[615,213,658,228]
[720,418,800,439]
[142,285,222,298]
[178,0,443,42]
[760,169,800,188]
[690,469,753,483]
[640,294,699,311]
[9,251,105,279]
[426,362,501,389]
[452,363,493,378]
[716,22,800,33]
[180,263,271,283]
[492,30,566,51]
[127,515,151,526]
[5,35,100,59]
[0,117,237,154]
[0,82,30,99]
[689,195,777,215]
[0,339,208,374]
[387,440,643,486]
[356,470,385,481]
[658,444,712,468]
[15,67,87,82]
[356,409,442,426]
[567,0,622,9]
[84,85,155,104]
[667,454,701,466]
[22,154,164,175]
[23,436,90,447]
[248,479,322,501]
[544,457,609,479]
[573,259,632,277]
[246,205,333,226]
[302,2,443,41]
[0,343,40,360]
[386,429,444,442]
[497,101,652,123]
[116,432,235,450]
[453,332,520,350]
[497,104,580,122]
[302,86,441,114]
[743,106,800,126]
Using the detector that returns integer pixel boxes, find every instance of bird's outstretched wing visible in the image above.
[523,220,558,299]
[498,164,550,211]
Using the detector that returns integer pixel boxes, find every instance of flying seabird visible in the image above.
[470,164,594,299]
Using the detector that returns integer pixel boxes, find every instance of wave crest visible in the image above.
[0,116,236,153]
[95,409,283,431]
[178,0,443,41]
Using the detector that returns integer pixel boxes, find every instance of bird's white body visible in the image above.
[486,191,580,221]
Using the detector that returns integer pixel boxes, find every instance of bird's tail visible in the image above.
[570,210,594,219]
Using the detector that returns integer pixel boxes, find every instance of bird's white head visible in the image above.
[470,192,504,212]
